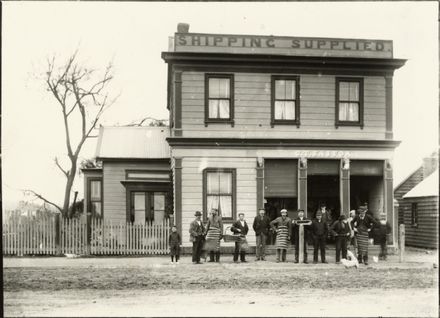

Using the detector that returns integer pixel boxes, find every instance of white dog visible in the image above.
[341,250,359,269]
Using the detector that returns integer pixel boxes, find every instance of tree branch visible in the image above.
[54,157,69,178]
[23,189,63,213]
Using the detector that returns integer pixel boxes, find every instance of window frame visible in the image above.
[87,178,103,218]
[204,73,235,127]
[202,168,237,221]
[411,202,418,227]
[271,75,301,127]
[335,77,364,128]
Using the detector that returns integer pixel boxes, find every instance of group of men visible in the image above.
[188,205,390,265]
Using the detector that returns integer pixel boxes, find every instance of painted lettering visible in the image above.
[291,39,301,48]
[228,37,237,46]
[305,40,313,49]
[343,41,351,50]
[376,42,384,51]
[364,41,373,51]
[177,35,187,45]
[192,35,201,46]
[266,38,275,48]
[251,38,261,48]
[330,41,339,49]
[214,36,223,46]
[317,40,326,49]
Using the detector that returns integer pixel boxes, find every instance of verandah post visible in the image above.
[55,213,61,255]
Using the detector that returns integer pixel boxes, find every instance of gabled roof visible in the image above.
[403,169,439,198]
[95,126,170,159]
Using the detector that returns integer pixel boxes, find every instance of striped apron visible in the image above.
[276,225,289,250]
[356,226,369,256]
[204,226,221,252]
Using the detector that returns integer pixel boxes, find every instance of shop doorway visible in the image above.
[307,175,341,220]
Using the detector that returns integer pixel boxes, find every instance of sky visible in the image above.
[2,1,438,210]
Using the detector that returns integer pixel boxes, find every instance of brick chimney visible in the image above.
[422,152,438,178]
[177,23,189,33]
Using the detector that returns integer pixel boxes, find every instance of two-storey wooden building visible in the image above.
[161,24,405,249]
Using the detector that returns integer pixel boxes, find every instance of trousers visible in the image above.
[255,233,267,259]
[192,236,204,263]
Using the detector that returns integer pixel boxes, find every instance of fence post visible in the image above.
[299,224,304,263]
[86,213,91,255]
[399,224,405,262]
[55,213,61,255]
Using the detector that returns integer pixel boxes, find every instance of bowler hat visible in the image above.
[194,211,202,216]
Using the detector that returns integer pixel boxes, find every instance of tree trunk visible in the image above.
[63,159,77,218]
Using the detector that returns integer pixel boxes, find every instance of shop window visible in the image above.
[88,178,102,218]
[411,202,418,227]
[130,191,166,224]
[335,78,364,128]
[203,168,236,220]
[271,76,300,127]
[205,74,234,126]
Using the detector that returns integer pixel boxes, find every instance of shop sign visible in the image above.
[294,150,351,158]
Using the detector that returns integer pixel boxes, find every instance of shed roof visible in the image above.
[95,126,170,159]
[403,169,439,198]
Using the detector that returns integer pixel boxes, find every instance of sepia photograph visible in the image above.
[2,1,438,317]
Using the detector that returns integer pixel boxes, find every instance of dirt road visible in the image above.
[4,249,439,317]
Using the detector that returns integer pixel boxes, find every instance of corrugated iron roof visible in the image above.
[403,169,438,198]
[95,126,170,159]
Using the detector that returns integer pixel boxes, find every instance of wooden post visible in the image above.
[299,224,304,263]
[55,213,61,255]
[399,224,405,262]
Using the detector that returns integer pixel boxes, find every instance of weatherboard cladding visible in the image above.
[96,126,170,159]
[180,72,386,139]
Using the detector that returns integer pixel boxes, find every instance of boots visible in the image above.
[208,251,215,262]
[276,249,281,263]
[358,254,363,264]
[363,255,368,265]
[282,250,287,262]
[215,251,220,262]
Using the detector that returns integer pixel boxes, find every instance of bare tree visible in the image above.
[26,51,117,217]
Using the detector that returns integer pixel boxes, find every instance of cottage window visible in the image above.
[336,78,364,127]
[271,76,300,127]
[411,202,418,227]
[205,74,234,126]
[203,169,236,220]
[88,179,102,218]
[130,192,166,224]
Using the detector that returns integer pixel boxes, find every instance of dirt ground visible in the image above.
[3,247,439,317]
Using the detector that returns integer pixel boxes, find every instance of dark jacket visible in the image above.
[377,221,392,240]
[231,220,249,236]
[352,214,376,231]
[291,217,311,243]
[330,221,351,237]
[253,215,271,235]
[169,232,181,246]
[311,219,328,237]
[189,219,205,242]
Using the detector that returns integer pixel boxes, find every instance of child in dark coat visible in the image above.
[169,225,182,264]
[377,213,391,260]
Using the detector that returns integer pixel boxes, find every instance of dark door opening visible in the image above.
[307,175,340,221]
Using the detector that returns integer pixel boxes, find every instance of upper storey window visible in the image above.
[205,74,234,126]
[336,78,364,128]
[271,76,300,127]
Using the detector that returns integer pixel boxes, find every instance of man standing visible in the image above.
[330,215,351,264]
[189,211,205,264]
[270,209,292,263]
[352,207,376,265]
[205,208,223,262]
[231,213,249,263]
[292,209,310,264]
[253,208,270,261]
[311,211,328,264]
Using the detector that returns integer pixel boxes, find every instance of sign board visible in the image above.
[174,33,393,59]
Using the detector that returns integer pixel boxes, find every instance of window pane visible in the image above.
[339,82,349,100]
[218,100,230,118]
[219,172,232,194]
[209,100,219,118]
[219,196,232,218]
[92,202,102,217]
[275,80,285,99]
[275,101,285,119]
[348,82,359,101]
[285,80,296,100]
[207,172,220,194]
[209,78,230,98]
[154,193,165,211]
[207,195,220,212]
[90,181,101,200]
[339,102,359,121]
[284,101,295,119]
[133,192,146,223]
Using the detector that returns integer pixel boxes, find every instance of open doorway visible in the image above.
[307,175,340,221]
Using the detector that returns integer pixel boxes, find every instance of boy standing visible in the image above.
[311,211,328,264]
[169,225,181,264]
[377,213,392,260]
[231,213,249,263]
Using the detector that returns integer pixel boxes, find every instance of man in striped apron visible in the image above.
[352,207,375,265]
[205,208,223,262]
[270,209,292,263]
